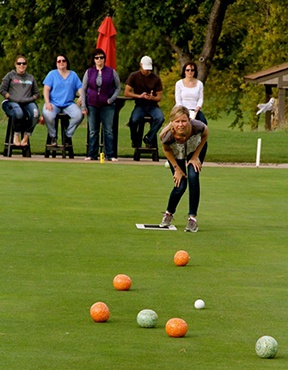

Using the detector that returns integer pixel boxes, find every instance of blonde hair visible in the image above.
[159,105,190,140]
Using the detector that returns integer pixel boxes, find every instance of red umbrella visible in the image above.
[96,16,117,70]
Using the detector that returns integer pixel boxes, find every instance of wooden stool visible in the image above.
[133,116,159,161]
[3,116,31,157]
[45,113,74,159]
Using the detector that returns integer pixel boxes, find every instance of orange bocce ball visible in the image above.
[113,274,132,291]
[165,318,188,337]
[174,250,190,266]
[90,302,110,322]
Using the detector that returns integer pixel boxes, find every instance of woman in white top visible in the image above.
[175,61,207,162]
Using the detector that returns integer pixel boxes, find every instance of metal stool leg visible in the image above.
[4,118,14,157]
[44,113,74,158]
[60,116,74,159]
[3,116,31,157]
[133,117,159,161]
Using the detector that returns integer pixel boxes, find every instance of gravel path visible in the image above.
[1,155,287,168]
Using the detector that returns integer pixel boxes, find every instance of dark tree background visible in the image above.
[1,0,288,128]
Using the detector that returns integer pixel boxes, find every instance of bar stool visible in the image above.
[3,116,31,157]
[133,116,159,161]
[44,113,74,159]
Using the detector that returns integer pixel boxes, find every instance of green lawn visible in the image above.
[0,99,287,163]
[1,161,288,369]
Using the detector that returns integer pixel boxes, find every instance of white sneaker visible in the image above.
[159,211,173,227]
[84,157,92,161]
[184,217,198,232]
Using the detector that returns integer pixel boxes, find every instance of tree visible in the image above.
[116,0,288,129]
[0,0,108,82]
[197,0,237,82]
[114,0,236,82]
[1,0,288,130]
[204,0,288,129]
[114,0,240,121]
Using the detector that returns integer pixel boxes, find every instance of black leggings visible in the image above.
[166,157,200,217]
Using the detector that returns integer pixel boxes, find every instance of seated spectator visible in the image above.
[124,55,164,148]
[42,54,83,146]
[175,61,208,162]
[0,54,40,146]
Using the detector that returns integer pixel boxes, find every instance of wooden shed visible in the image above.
[244,62,288,129]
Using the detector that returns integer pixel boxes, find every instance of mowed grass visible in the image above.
[1,160,288,369]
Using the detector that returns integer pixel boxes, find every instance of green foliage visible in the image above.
[0,0,108,82]
[159,62,181,121]
[114,0,217,79]
[204,0,288,128]
[1,0,288,130]
[113,1,172,80]
[114,0,288,130]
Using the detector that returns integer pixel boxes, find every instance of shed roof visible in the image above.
[244,62,288,87]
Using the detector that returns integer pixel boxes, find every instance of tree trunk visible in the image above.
[197,0,233,83]
[166,40,191,69]
[167,0,236,82]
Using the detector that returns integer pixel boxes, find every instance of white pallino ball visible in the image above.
[164,160,170,168]
[194,299,205,309]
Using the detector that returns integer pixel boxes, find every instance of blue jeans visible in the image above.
[43,103,83,138]
[87,104,115,159]
[166,155,202,217]
[129,105,164,145]
[2,101,39,135]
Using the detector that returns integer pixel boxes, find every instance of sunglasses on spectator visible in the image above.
[94,56,105,60]
[16,62,27,65]
[57,59,66,63]
[185,68,195,72]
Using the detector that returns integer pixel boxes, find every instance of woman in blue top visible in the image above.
[42,54,83,146]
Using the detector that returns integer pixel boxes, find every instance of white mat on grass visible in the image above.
[136,224,177,231]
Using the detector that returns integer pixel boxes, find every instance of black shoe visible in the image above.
[65,136,72,147]
[50,137,57,146]
[143,135,153,148]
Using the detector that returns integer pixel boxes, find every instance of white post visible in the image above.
[256,138,262,167]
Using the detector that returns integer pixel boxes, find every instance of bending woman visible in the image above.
[159,105,208,232]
